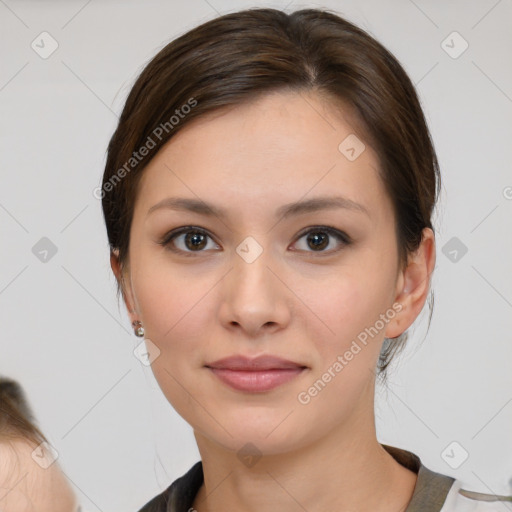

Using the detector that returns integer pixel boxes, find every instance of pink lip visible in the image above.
[206,355,307,392]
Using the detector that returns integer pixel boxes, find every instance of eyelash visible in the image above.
[158,225,352,257]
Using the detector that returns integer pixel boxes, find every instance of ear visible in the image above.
[110,250,139,325]
[384,227,436,339]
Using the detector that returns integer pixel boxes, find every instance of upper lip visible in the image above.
[206,355,307,371]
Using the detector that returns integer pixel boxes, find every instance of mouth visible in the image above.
[205,354,308,393]
[207,367,306,392]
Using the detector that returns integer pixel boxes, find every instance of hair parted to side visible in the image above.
[101,8,440,382]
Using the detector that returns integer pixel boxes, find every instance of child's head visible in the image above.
[0,378,78,511]
[0,378,46,444]
[102,8,438,454]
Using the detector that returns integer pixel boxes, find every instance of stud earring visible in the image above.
[132,320,145,338]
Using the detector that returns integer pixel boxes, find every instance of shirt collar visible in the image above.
[382,444,455,512]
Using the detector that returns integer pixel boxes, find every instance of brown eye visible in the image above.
[292,226,351,254]
[160,227,219,255]
[306,232,329,251]
[184,231,208,251]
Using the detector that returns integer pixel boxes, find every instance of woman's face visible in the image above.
[114,90,430,455]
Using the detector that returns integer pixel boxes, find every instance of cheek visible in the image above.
[296,272,389,411]
[302,268,387,347]
[133,262,214,422]
[298,263,396,388]
[132,256,211,352]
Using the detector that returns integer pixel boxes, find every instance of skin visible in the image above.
[111,89,436,512]
[0,438,78,511]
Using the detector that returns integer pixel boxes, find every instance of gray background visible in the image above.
[1,0,511,510]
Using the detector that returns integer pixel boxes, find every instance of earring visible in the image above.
[132,320,145,338]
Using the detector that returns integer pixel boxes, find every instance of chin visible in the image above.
[199,418,311,457]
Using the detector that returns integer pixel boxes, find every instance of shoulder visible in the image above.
[136,461,203,512]
[440,479,512,512]
[381,444,511,512]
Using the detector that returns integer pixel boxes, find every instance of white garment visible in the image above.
[441,479,512,512]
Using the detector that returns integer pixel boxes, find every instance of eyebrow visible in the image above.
[147,195,370,219]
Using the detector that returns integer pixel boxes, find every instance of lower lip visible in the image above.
[208,367,305,392]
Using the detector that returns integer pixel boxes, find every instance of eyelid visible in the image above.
[294,225,352,245]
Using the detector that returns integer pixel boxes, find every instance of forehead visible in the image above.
[135,90,391,220]
[158,89,370,164]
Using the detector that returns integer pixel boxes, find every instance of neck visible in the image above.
[192,382,417,512]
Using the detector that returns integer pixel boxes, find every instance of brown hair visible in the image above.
[101,7,440,380]
[0,378,47,446]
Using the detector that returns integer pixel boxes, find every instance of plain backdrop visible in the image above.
[1,0,511,510]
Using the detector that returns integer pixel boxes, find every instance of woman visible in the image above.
[0,378,79,511]
[100,7,509,512]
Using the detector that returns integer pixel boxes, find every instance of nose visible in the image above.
[218,244,291,338]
